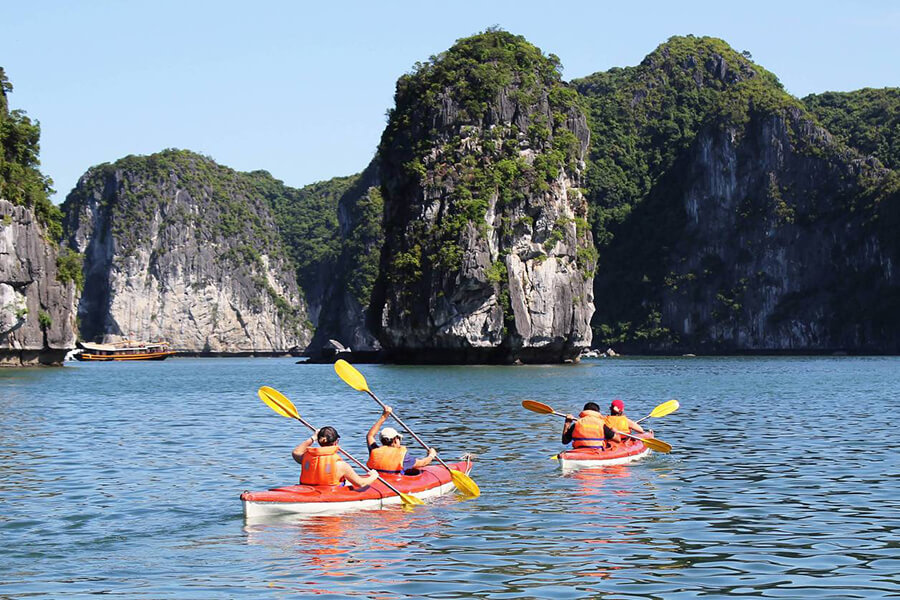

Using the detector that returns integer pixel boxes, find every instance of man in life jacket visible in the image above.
[292,425,379,488]
[366,405,437,475]
[561,402,612,449]
[605,399,645,445]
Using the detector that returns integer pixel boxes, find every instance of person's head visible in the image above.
[379,427,403,446]
[583,402,601,412]
[610,399,625,415]
[317,426,340,446]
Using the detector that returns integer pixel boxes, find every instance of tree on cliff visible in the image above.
[0,67,61,240]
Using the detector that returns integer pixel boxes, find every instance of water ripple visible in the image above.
[1,357,898,598]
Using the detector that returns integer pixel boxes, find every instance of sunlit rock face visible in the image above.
[373,31,595,363]
[0,199,77,365]
[62,151,310,353]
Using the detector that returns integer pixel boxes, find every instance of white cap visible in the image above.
[380,427,402,442]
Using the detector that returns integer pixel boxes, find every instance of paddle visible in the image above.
[521,399,673,453]
[333,359,481,498]
[257,386,424,507]
[636,399,680,424]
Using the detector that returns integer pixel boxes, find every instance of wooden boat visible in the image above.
[241,460,473,518]
[75,340,176,361]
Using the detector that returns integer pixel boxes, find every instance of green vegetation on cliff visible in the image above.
[803,88,900,170]
[0,67,61,240]
[574,36,795,248]
[380,28,586,280]
[257,172,348,301]
[572,35,900,350]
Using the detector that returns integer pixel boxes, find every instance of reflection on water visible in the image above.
[1,357,898,598]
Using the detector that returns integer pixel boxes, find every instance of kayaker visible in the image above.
[605,399,645,444]
[366,405,437,475]
[562,402,612,449]
[292,426,379,488]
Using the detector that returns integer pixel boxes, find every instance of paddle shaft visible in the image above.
[292,414,410,500]
[364,389,455,473]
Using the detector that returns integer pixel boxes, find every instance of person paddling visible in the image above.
[562,402,612,449]
[605,399,646,445]
[367,406,437,475]
[293,426,379,488]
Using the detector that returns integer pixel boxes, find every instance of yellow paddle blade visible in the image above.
[449,469,480,498]
[334,359,370,392]
[521,399,555,415]
[258,386,300,420]
[640,437,673,453]
[649,399,680,419]
[550,454,559,460]
[399,491,425,506]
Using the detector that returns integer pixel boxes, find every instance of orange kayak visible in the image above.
[241,459,472,518]
[556,434,654,470]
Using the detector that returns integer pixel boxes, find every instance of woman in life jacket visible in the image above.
[292,425,379,488]
[366,405,437,475]
[562,402,610,449]
[604,399,646,445]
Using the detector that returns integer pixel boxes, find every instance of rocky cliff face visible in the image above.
[373,30,595,363]
[643,111,898,351]
[1,199,78,365]
[308,161,383,355]
[61,150,310,353]
[577,36,900,352]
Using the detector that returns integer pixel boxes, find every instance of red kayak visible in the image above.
[241,459,472,518]
[556,434,654,470]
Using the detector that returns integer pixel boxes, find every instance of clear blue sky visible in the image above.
[3,0,898,202]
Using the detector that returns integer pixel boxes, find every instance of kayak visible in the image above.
[241,459,472,518]
[556,434,654,470]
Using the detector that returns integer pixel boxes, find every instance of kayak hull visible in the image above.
[557,435,654,471]
[241,460,472,518]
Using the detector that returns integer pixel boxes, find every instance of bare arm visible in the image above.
[291,434,317,464]
[562,415,575,444]
[366,405,393,446]
[627,418,644,434]
[412,447,437,469]
[339,462,379,489]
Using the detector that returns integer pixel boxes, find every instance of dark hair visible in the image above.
[583,402,601,412]
[317,426,340,446]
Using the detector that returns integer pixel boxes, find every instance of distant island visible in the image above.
[2,30,899,366]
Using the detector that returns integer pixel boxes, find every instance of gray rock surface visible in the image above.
[308,161,383,356]
[62,151,310,353]
[0,199,78,365]
[374,36,595,363]
[662,110,899,351]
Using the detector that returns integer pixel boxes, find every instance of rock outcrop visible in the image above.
[372,30,595,363]
[1,199,78,365]
[308,160,383,356]
[61,150,310,353]
[636,111,898,351]
[1,67,77,366]
[577,36,900,353]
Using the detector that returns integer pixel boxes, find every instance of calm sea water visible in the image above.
[1,357,897,599]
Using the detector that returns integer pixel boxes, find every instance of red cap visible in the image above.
[611,399,625,413]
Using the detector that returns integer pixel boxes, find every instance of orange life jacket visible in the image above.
[367,445,408,474]
[604,415,631,447]
[299,445,344,485]
[572,410,606,448]
[606,414,630,434]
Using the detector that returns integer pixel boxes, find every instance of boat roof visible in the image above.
[79,340,169,351]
